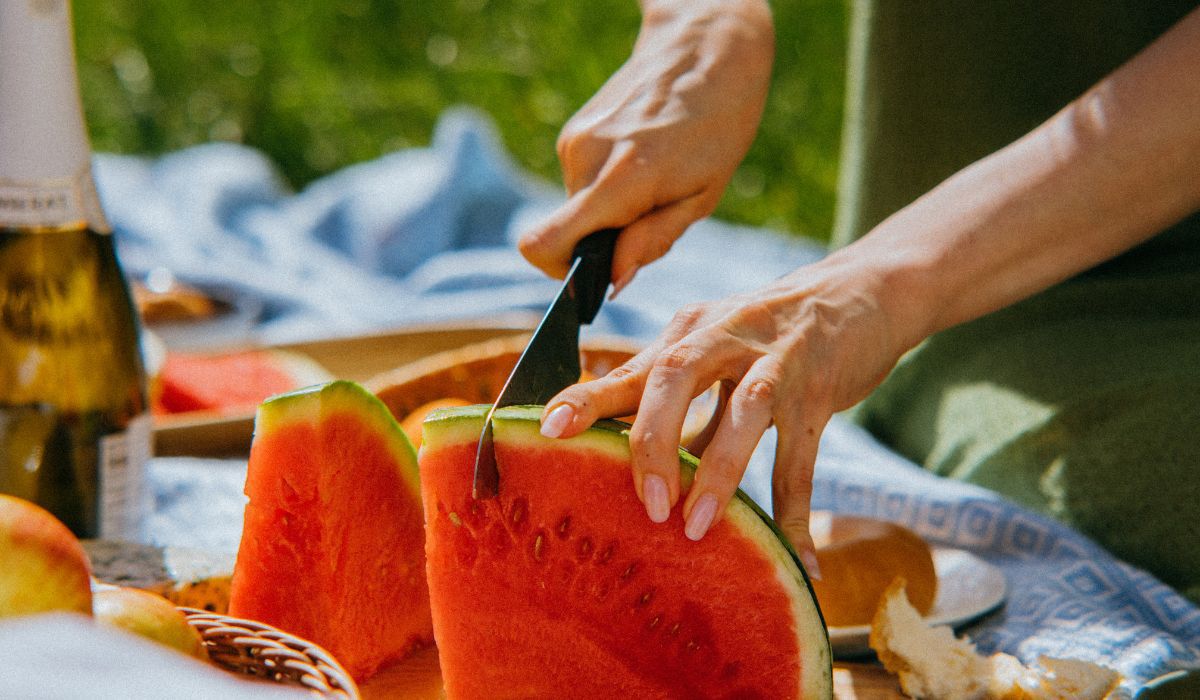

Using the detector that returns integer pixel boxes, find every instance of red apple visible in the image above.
[0,494,93,618]
[92,586,208,661]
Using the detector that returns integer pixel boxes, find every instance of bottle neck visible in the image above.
[0,0,108,232]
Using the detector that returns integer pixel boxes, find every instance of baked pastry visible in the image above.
[869,579,1124,699]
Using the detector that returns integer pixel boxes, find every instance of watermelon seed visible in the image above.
[685,640,700,653]
[620,561,639,581]
[509,497,528,528]
[667,622,681,638]
[576,537,593,560]
[597,542,617,565]
[448,511,462,527]
[532,531,546,562]
[556,515,571,539]
[635,588,654,608]
[647,615,661,630]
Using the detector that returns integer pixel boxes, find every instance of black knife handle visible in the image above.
[570,228,619,325]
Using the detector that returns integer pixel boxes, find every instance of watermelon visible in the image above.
[153,349,332,415]
[228,381,431,682]
[420,404,832,699]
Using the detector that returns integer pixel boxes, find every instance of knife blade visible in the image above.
[473,228,619,499]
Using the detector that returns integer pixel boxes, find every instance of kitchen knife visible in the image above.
[473,229,619,499]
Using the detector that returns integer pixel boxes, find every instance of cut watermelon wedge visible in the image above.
[228,381,431,682]
[420,404,832,699]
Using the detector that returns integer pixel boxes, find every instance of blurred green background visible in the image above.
[73,0,846,242]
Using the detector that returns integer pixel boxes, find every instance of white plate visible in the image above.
[828,547,1007,658]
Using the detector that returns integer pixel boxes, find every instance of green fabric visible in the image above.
[836,0,1200,602]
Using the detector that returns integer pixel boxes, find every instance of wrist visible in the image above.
[638,0,774,57]
[814,238,944,359]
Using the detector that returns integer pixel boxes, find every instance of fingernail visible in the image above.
[540,404,575,438]
[609,267,638,300]
[800,549,823,581]
[642,474,670,524]
[685,493,718,541]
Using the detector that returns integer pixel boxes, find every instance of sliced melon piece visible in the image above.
[228,381,431,682]
[420,404,832,699]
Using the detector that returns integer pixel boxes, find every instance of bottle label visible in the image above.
[0,170,111,232]
[97,413,152,541]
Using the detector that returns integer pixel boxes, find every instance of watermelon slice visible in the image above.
[153,349,332,415]
[420,404,832,699]
[228,381,431,682]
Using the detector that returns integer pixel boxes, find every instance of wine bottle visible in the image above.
[0,0,151,540]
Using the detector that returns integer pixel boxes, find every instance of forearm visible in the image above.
[841,8,1200,345]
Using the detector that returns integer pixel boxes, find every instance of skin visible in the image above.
[521,1,1200,572]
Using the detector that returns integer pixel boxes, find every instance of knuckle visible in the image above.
[671,303,708,329]
[773,468,815,504]
[700,453,745,488]
[629,427,678,458]
[556,122,590,159]
[654,343,704,374]
[739,376,777,404]
[606,363,642,387]
[646,234,675,262]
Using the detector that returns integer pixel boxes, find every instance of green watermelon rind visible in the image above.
[424,403,834,699]
[256,380,421,494]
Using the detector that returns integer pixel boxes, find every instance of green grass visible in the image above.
[73,0,846,242]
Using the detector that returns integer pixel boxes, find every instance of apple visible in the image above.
[92,586,209,661]
[0,494,93,618]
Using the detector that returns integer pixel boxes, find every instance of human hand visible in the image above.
[518,0,774,289]
[537,252,921,572]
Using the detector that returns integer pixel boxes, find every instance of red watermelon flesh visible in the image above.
[154,349,331,415]
[228,381,431,682]
[419,404,832,699]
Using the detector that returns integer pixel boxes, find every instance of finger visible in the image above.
[518,147,655,280]
[680,380,731,457]
[555,122,612,195]
[608,190,718,298]
[681,365,777,541]
[539,348,661,439]
[771,407,828,580]
[629,334,746,525]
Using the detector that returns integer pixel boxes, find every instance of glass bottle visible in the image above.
[0,0,151,540]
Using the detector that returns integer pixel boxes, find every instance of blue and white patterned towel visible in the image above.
[101,108,1199,692]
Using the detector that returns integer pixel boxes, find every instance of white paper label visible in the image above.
[0,170,110,231]
[97,413,152,541]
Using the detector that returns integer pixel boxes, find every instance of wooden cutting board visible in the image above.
[358,646,904,699]
[152,315,539,457]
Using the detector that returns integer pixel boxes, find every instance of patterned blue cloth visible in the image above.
[102,108,1200,692]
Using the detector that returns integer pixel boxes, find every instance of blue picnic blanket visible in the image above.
[99,107,1199,692]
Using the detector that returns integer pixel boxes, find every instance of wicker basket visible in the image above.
[182,608,360,699]
[365,333,643,422]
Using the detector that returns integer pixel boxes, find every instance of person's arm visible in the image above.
[517,0,774,289]
[539,8,1200,571]
[859,7,1200,339]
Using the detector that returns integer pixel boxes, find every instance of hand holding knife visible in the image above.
[473,229,619,499]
